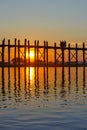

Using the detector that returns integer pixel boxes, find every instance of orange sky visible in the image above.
[0,0,87,44]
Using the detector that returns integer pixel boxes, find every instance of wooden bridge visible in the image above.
[0,38,87,67]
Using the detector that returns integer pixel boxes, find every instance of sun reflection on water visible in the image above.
[30,67,34,81]
[26,67,34,85]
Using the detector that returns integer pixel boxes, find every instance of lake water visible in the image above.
[0,67,87,130]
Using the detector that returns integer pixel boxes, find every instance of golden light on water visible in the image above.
[26,67,34,85]
[30,67,34,81]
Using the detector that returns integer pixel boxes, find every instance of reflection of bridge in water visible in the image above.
[0,66,87,107]
[0,39,87,67]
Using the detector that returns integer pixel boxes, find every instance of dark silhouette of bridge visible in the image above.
[0,38,87,67]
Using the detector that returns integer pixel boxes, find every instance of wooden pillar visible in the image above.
[44,41,46,67]
[46,41,48,66]
[76,43,78,65]
[14,39,17,66]
[36,40,39,85]
[83,66,85,93]
[2,39,5,66]
[76,43,78,88]
[45,41,48,84]
[68,43,71,84]
[54,43,57,90]
[34,40,37,66]
[14,39,17,91]
[24,39,27,89]
[2,39,5,95]
[82,43,85,93]
[37,40,39,66]
[24,39,27,66]
[8,40,10,66]
[28,40,30,66]
[18,40,20,66]
[54,43,56,66]
[18,40,20,87]
[68,44,71,84]
[68,44,70,65]
[83,42,85,66]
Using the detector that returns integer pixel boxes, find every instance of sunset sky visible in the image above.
[0,0,87,44]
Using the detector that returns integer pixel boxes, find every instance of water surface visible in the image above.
[0,67,87,130]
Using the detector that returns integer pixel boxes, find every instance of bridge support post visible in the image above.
[2,39,5,66]
[8,40,10,66]
[28,40,30,66]
[37,40,39,66]
[83,43,85,66]
[14,39,17,66]
[54,43,56,66]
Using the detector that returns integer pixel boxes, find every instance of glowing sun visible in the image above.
[26,50,34,60]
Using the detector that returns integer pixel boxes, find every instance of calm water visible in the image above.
[0,67,87,130]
